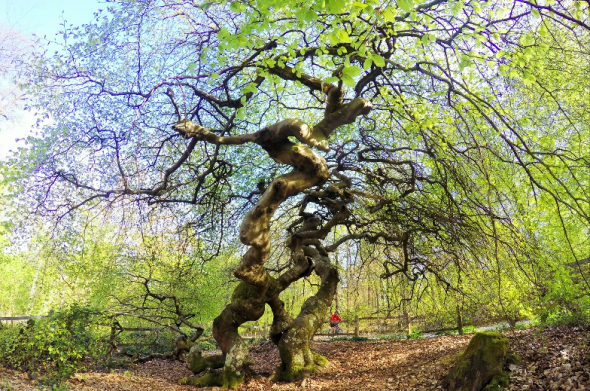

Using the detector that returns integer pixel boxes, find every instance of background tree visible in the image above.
[0,22,33,122]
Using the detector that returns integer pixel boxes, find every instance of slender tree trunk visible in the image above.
[456,304,464,335]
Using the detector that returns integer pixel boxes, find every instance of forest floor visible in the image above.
[1,325,589,391]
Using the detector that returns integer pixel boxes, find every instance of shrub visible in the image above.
[0,305,107,384]
[539,267,590,326]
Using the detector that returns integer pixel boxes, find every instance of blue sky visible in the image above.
[0,0,103,160]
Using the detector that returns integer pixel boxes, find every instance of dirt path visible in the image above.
[1,326,589,390]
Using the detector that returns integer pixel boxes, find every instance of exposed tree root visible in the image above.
[186,347,225,374]
[179,367,245,389]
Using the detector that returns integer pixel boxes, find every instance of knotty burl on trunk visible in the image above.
[175,80,371,388]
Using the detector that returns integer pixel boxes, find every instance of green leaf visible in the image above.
[328,32,339,46]
[451,0,464,16]
[523,69,536,84]
[295,9,307,21]
[358,42,367,56]
[198,2,212,11]
[397,0,413,13]
[352,1,367,9]
[382,8,397,22]
[188,62,196,73]
[341,74,356,87]
[363,57,372,69]
[508,69,519,78]
[531,8,540,18]
[338,30,352,43]
[323,76,339,84]
[522,32,534,46]
[372,54,386,67]
[229,2,241,12]
[342,65,362,77]
[327,0,347,13]
[421,35,429,45]
[304,10,317,21]
[459,54,474,70]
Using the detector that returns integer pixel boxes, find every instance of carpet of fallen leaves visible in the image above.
[1,326,588,390]
[506,326,590,390]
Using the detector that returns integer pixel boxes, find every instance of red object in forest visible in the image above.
[330,313,342,322]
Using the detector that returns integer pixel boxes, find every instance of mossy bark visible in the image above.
[179,368,243,389]
[442,332,510,391]
[185,346,225,374]
[274,255,339,381]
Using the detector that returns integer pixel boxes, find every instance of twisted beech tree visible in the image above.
[9,0,589,388]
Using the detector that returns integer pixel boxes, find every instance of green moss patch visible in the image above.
[179,367,244,389]
[442,332,510,391]
[483,371,510,391]
[273,352,328,382]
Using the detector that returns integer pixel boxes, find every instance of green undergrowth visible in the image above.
[492,321,536,332]
[0,305,108,385]
[331,336,370,341]
[194,339,218,351]
[461,325,478,334]
[483,371,510,390]
[434,329,457,336]
[538,267,590,327]
[375,334,404,340]
[406,328,424,339]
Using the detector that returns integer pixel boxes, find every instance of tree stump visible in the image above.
[442,332,510,391]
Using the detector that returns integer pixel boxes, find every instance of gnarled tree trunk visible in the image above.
[175,81,371,388]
